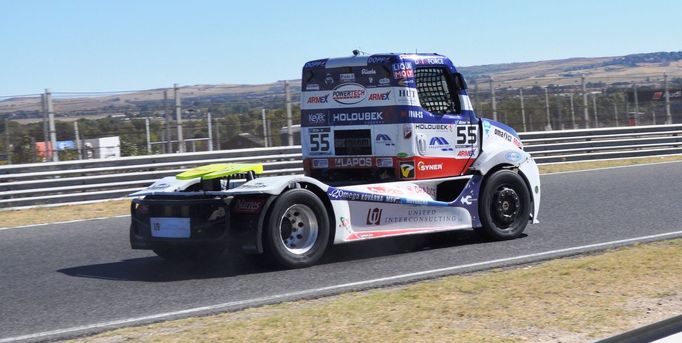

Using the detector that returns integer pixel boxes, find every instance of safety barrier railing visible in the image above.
[1,124,681,209]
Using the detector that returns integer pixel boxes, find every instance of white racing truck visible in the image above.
[129,52,541,268]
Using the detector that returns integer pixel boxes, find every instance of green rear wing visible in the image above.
[176,163,264,181]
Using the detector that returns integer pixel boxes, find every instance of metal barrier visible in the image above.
[1,124,682,209]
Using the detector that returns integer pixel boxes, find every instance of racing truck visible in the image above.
[129,52,541,268]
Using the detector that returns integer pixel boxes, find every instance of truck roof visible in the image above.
[303,53,459,72]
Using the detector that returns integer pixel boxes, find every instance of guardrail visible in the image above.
[2,124,682,209]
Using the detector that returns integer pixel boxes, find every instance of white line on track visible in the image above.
[2,230,682,343]
[2,159,681,231]
[0,215,129,231]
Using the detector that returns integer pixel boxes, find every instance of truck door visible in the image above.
[413,66,478,176]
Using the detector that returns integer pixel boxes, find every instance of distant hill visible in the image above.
[459,51,682,88]
[1,51,681,118]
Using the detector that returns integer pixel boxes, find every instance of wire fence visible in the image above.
[1,74,681,165]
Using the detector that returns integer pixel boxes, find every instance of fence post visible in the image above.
[490,77,497,121]
[544,87,552,130]
[45,88,59,162]
[519,88,527,132]
[285,81,293,146]
[4,117,10,164]
[664,74,672,124]
[207,112,213,151]
[582,75,589,129]
[174,84,185,153]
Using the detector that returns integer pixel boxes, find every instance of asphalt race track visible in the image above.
[1,162,682,342]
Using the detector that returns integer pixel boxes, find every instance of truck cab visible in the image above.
[301,53,480,183]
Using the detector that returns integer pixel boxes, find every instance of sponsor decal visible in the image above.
[398,79,415,86]
[340,73,355,83]
[460,195,474,205]
[409,110,423,118]
[335,157,372,167]
[458,150,474,157]
[332,83,367,104]
[403,124,413,138]
[361,68,377,75]
[505,151,522,162]
[367,56,391,64]
[148,183,170,190]
[366,208,383,225]
[304,60,326,68]
[307,113,327,124]
[327,188,347,200]
[367,185,403,195]
[324,73,334,85]
[429,137,454,151]
[376,157,393,168]
[327,188,399,203]
[239,182,268,189]
[512,137,523,149]
[368,91,391,101]
[306,94,329,104]
[382,209,458,225]
[375,134,395,146]
[312,158,329,168]
[332,111,383,122]
[392,62,414,79]
[305,83,320,91]
[398,88,417,99]
[417,161,443,171]
[415,123,450,131]
[414,57,445,65]
[232,198,265,214]
[339,216,351,230]
[308,127,329,133]
[400,161,415,178]
[379,77,391,86]
[494,128,514,143]
[405,184,434,196]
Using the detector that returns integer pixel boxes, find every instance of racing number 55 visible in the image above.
[456,125,477,145]
[309,132,331,152]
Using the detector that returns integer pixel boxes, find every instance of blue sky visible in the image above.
[1,0,680,95]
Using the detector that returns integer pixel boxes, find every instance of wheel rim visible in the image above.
[491,186,521,229]
[278,204,319,255]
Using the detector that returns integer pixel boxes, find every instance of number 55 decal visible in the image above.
[456,125,478,145]
[309,132,331,153]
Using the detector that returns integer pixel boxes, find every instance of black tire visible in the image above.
[263,189,330,268]
[153,245,225,263]
[478,170,531,240]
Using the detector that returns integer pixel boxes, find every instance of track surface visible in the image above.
[1,162,682,342]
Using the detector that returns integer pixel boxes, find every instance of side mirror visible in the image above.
[453,72,468,90]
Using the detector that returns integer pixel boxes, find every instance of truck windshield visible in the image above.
[415,67,460,115]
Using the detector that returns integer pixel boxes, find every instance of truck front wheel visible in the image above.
[478,170,530,240]
[264,189,330,268]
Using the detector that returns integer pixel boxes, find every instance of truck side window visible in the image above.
[415,67,461,115]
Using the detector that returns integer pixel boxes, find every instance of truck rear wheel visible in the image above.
[478,170,530,240]
[264,189,330,268]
